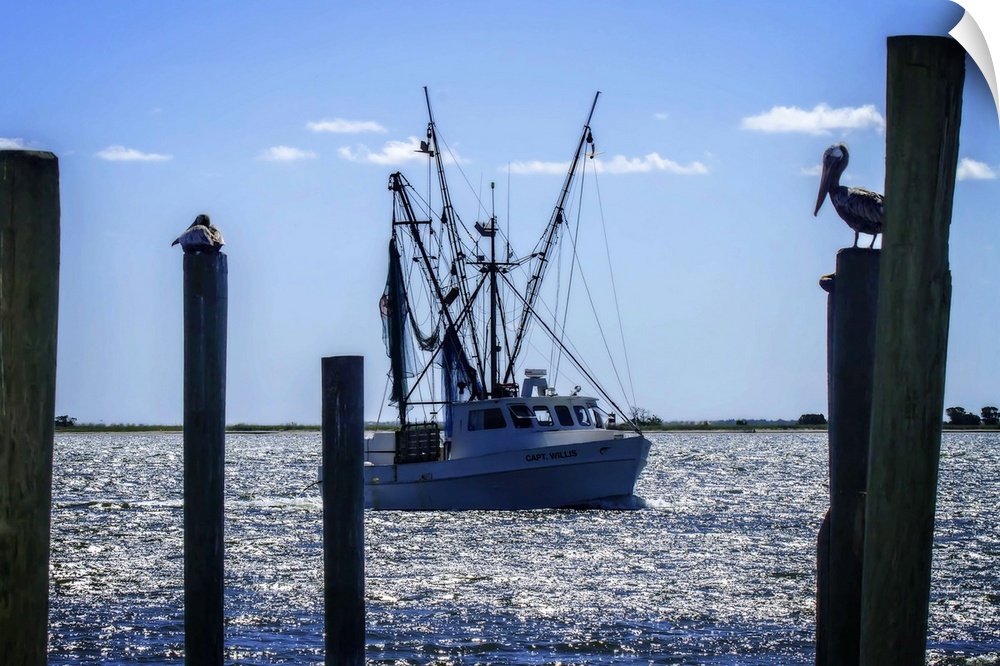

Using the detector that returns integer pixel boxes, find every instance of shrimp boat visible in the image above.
[366,89,651,510]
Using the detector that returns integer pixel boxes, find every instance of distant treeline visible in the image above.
[53,410,1000,432]
[627,407,826,430]
[945,406,999,427]
[54,420,320,433]
[53,418,816,433]
[635,418,823,432]
[52,420,400,432]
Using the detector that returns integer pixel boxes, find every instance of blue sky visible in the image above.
[2,1,997,424]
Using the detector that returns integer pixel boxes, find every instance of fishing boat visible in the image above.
[367,88,651,510]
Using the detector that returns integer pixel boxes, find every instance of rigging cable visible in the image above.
[552,176,634,413]
[376,370,391,425]
[552,155,588,386]
[591,167,638,410]
[497,270,642,433]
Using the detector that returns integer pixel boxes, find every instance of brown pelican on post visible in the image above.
[171,213,225,252]
[814,143,884,249]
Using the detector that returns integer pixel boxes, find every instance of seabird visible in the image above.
[171,213,225,252]
[814,143,884,249]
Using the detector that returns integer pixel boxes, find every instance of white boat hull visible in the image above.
[364,434,650,510]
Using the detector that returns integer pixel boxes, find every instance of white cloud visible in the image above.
[741,104,885,135]
[506,153,709,175]
[653,112,669,121]
[957,157,997,180]
[0,137,31,149]
[307,118,388,133]
[95,145,172,161]
[258,145,318,162]
[338,136,459,166]
[600,153,709,175]
[506,160,568,175]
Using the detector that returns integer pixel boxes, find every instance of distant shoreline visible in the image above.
[53,423,998,434]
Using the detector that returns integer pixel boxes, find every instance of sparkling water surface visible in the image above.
[48,431,999,664]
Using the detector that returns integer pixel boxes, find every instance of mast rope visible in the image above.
[552,152,589,386]
[592,167,638,410]
[497,270,641,433]
[552,171,634,414]
[376,371,391,424]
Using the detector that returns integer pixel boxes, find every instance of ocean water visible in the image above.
[46,431,999,665]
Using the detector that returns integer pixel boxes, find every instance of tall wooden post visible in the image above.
[182,251,228,665]
[817,249,880,666]
[0,150,60,665]
[321,355,365,666]
[859,36,964,665]
[816,511,830,666]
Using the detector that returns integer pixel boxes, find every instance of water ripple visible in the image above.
[46,431,1000,664]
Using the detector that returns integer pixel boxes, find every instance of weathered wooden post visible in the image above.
[816,511,830,666]
[0,150,60,665]
[859,35,964,665]
[182,249,228,665]
[816,248,880,666]
[321,355,365,666]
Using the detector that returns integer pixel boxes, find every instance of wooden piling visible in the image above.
[182,251,228,665]
[321,355,365,666]
[0,150,60,665]
[859,36,964,666]
[818,248,880,666]
[815,511,830,666]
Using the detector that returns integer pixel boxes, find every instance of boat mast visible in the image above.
[422,87,487,388]
[504,91,600,384]
[488,182,499,397]
[393,90,601,404]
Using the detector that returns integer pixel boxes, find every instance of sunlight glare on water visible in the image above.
[47,431,1000,664]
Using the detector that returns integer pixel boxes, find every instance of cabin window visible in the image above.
[573,405,592,427]
[533,405,554,427]
[508,404,533,429]
[468,408,506,431]
[555,405,574,426]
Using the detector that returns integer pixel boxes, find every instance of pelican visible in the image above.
[814,143,883,249]
[171,213,225,252]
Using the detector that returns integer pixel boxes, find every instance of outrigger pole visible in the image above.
[505,91,601,385]
[388,90,607,417]
[422,87,487,386]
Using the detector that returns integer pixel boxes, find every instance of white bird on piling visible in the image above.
[171,214,225,252]
[814,143,884,249]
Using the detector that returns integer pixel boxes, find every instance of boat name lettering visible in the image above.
[525,449,578,463]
